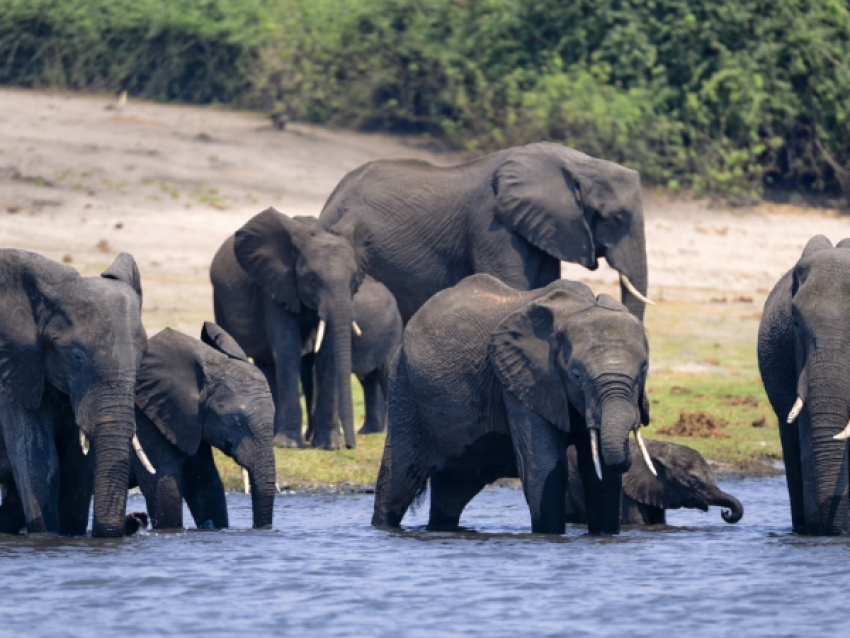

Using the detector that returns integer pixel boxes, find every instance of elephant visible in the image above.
[565,440,743,526]
[129,323,276,530]
[210,208,372,450]
[303,275,403,438]
[320,142,651,324]
[759,234,850,535]
[372,274,654,535]
[0,250,147,537]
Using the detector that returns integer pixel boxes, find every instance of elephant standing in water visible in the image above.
[759,235,850,535]
[0,250,147,537]
[130,323,276,530]
[565,440,743,526]
[373,275,655,535]
[211,209,372,450]
[321,142,652,323]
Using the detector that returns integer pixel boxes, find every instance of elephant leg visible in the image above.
[133,419,185,530]
[265,304,305,449]
[311,337,341,450]
[427,471,486,530]
[779,421,807,532]
[0,483,26,534]
[359,371,385,434]
[505,393,567,534]
[0,398,61,534]
[183,443,229,530]
[56,422,94,536]
[574,430,622,535]
[300,353,316,443]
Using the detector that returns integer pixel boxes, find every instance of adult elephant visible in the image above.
[211,209,371,450]
[320,142,651,323]
[372,274,654,535]
[566,440,743,526]
[0,250,147,537]
[759,235,850,535]
[130,323,276,530]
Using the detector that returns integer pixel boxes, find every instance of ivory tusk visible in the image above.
[132,434,156,474]
[79,430,90,456]
[634,429,657,476]
[352,321,362,337]
[619,274,656,306]
[276,481,282,494]
[313,320,326,354]
[834,418,850,441]
[590,429,603,482]
[242,468,251,494]
[787,397,804,424]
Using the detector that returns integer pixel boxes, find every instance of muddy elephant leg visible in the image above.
[300,353,316,443]
[183,443,229,529]
[133,418,185,530]
[779,420,807,532]
[0,483,26,534]
[427,472,486,530]
[359,371,385,434]
[505,393,567,534]
[0,398,61,534]
[311,336,341,450]
[56,423,94,536]
[574,430,622,535]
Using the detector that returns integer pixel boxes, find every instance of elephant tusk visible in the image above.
[313,320,326,354]
[634,429,657,476]
[352,320,362,337]
[590,429,603,482]
[619,274,656,306]
[242,468,251,494]
[79,430,90,456]
[787,397,804,424]
[833,418,850,441]
[132,435,156,474]
[276,481,282,494]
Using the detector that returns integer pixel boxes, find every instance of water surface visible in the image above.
[0,476,846,637]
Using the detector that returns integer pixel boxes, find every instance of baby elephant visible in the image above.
[373,274,655,535]
[130,323,276,530]
[566,439,743,526]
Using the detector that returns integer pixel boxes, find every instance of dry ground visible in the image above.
[3,88,850,482]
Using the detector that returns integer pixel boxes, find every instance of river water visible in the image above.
[0,475,847,637]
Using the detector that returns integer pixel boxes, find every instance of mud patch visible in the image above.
[658,411,731,438]
[725,395,759,407]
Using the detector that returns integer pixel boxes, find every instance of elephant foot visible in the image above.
[358,424,385,435]
[273,431,304,449]
[311,430,342,450]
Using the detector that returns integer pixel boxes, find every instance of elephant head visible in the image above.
[490,284,651,477]
[781,235,850,534]
[492,142,650,319]
[0,250,147,537]
[134,323,277,528]
[233,208,371,449]
[621,439,743,523]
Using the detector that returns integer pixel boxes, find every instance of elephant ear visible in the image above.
[489,288,593,431]
[622,441,680,510]
[0,251,75,409]
[492,144,596,269]
[793,235,833,295]
[234,207,308,313]
[330,215,373,289]
[135,328,205,456]
[200,321,249,362]
[101,252,143,304]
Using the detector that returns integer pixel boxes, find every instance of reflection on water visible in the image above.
[1,476,848,636]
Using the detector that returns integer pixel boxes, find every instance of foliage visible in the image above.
[3,0,850,195]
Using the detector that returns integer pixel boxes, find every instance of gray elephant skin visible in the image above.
[759,235,850,535]
[304,275,402,438]
[320,142,649,323]
[0,250,146,537]
[566,440,743,526]
[210,209,372,450]
[372,274,651,535]
[130,322,276,530]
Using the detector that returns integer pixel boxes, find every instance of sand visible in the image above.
[2,87,849,338]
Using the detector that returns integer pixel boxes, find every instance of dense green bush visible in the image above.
[2,0,850,197]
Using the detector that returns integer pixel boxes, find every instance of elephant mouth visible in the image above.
[588,426,656,480]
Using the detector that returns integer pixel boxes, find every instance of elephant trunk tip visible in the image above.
[714,492,744,524]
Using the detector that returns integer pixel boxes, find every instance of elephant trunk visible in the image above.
[705,485,744,523]
[800,362,850,535]
[606,222,648,321]
[328,290,356,449]
[597,397,638,473]
[80,383,136,537]
[237,442,276,529]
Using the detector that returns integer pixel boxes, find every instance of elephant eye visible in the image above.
[71,347,86,365]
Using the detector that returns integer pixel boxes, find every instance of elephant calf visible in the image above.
[373,274,656,535]
[130,323,276,530]
[565,439,743,526]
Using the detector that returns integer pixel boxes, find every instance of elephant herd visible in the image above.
[0,140,841,537]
